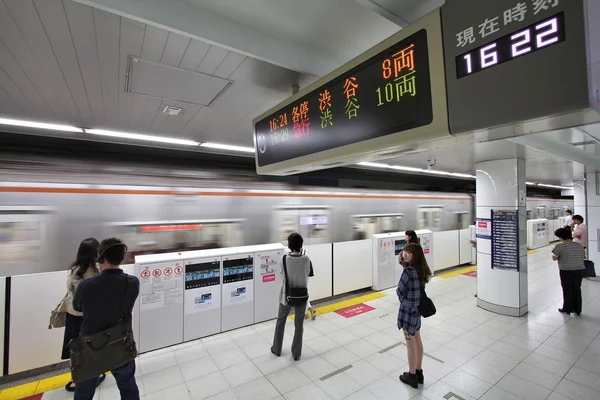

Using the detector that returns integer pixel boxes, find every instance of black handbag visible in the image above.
[419,285,436,318]
[282,255,309,306]
[69,275,138,383]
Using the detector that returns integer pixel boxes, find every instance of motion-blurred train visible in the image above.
[0,156,572,276]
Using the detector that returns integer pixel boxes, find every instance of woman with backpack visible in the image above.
[397,242,432,388]
[271,233,314,361]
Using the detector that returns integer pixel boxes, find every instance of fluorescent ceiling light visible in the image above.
[200,142,255,153]
[357,162,475,179]
[85,129,198,146]
[0,117,82,132]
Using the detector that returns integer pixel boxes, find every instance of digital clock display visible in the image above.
[254,29,433,167]
[456,13,565,79]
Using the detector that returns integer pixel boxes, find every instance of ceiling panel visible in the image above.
[197,46,230,75]
[0,0,311,146]
[117,18,145,128]
[379,0,444,24]
[94,8,120,127]
[178,40,211,71]
[0,1,66,120]
[5,0,81,124]
[63,0,105,126]
[160,33,191,67]
[34,0,95,127]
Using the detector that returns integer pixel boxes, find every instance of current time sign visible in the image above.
[456,13,566,79]
[254,29,433,167]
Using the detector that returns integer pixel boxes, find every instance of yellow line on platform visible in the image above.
[436,266,477,279]
[289,291,386,320]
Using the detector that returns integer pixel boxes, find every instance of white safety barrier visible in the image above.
[0,230,473,376]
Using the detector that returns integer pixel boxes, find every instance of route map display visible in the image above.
[254,29,433,167]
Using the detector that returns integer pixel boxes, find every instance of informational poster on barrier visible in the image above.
[377,238,394,266]
[184,259,221,315]
[259,253,278,283]
[491,210,519,270]
[139,261,184,310]
[420,234,432,255]
[222,256,254,307]
[476,219,492,240]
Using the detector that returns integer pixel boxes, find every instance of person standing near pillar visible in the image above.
[552,228,586,316]
[572,215,587,251]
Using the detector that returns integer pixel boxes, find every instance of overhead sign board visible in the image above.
[441,0,593,134]
[253,10,449,175]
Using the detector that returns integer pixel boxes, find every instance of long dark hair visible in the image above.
[69,238,100,278]
[403,242,432,283]
[405,230,420,244]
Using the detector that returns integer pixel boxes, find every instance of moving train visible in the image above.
[0,156,572,276]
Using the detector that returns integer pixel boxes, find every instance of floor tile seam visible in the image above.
[558,328,600,394]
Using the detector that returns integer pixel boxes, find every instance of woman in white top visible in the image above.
[61,238,105,392]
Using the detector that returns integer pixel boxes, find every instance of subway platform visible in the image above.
[1,246,599,400]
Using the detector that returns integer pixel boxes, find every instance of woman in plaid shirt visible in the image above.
[397,243,432,388]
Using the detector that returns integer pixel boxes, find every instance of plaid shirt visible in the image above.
[396,267,422,334]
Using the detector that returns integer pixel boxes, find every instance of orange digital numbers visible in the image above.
[382,59,392,79]
[382,44,415,80]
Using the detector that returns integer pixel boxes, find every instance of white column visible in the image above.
[573,179,586,221]
[585,172,599,266]
[476,159,528,317]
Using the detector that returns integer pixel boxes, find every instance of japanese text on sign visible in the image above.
[455,0,560,48]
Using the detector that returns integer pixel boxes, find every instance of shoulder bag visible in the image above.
[283,255,309,306]
[48,293,69,329]
[68,275,138,383]
[419,285,436,318]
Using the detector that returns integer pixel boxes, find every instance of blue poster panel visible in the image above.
[491,209,519,270]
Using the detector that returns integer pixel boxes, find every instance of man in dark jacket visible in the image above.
[73,237,140,400]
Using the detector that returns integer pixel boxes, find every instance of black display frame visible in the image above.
[254,29,433,167]
[223,257,254,284]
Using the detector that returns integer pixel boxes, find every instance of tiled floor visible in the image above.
[31,247,600,399]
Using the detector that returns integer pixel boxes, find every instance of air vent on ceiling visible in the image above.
[127,56,232,107]
[570,140,598,146]
[162,105,182,116]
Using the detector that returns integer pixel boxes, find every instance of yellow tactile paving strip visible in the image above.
[289,291,386,320]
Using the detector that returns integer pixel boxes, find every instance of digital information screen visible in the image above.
[456,13,565,79]
[185,261,220,290]
[394,239,406,256]
[254,29,433,167]
[223,257,254,284]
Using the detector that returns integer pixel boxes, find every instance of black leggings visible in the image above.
[559,269,584,314]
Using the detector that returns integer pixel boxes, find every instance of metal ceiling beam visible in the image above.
[353,0,410,27]
[507,131,600,171]
[72,0,339,76]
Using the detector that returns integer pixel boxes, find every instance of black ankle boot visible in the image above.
[402,370,424,384]
[399,372,418,388]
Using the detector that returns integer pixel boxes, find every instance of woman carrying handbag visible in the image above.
[60,238,106,392]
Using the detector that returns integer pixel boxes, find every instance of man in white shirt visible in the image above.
[564,209,573,228]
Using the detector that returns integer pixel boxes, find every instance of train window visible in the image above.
[527,209,533,220]
[106,219,245,264]
[0,207,57,275]
[351,214,404,240]
[273,206,331,246]
[549,208,561,220]
[417,206,443,232]
[455,212,469,230]
[536,205,546,219]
